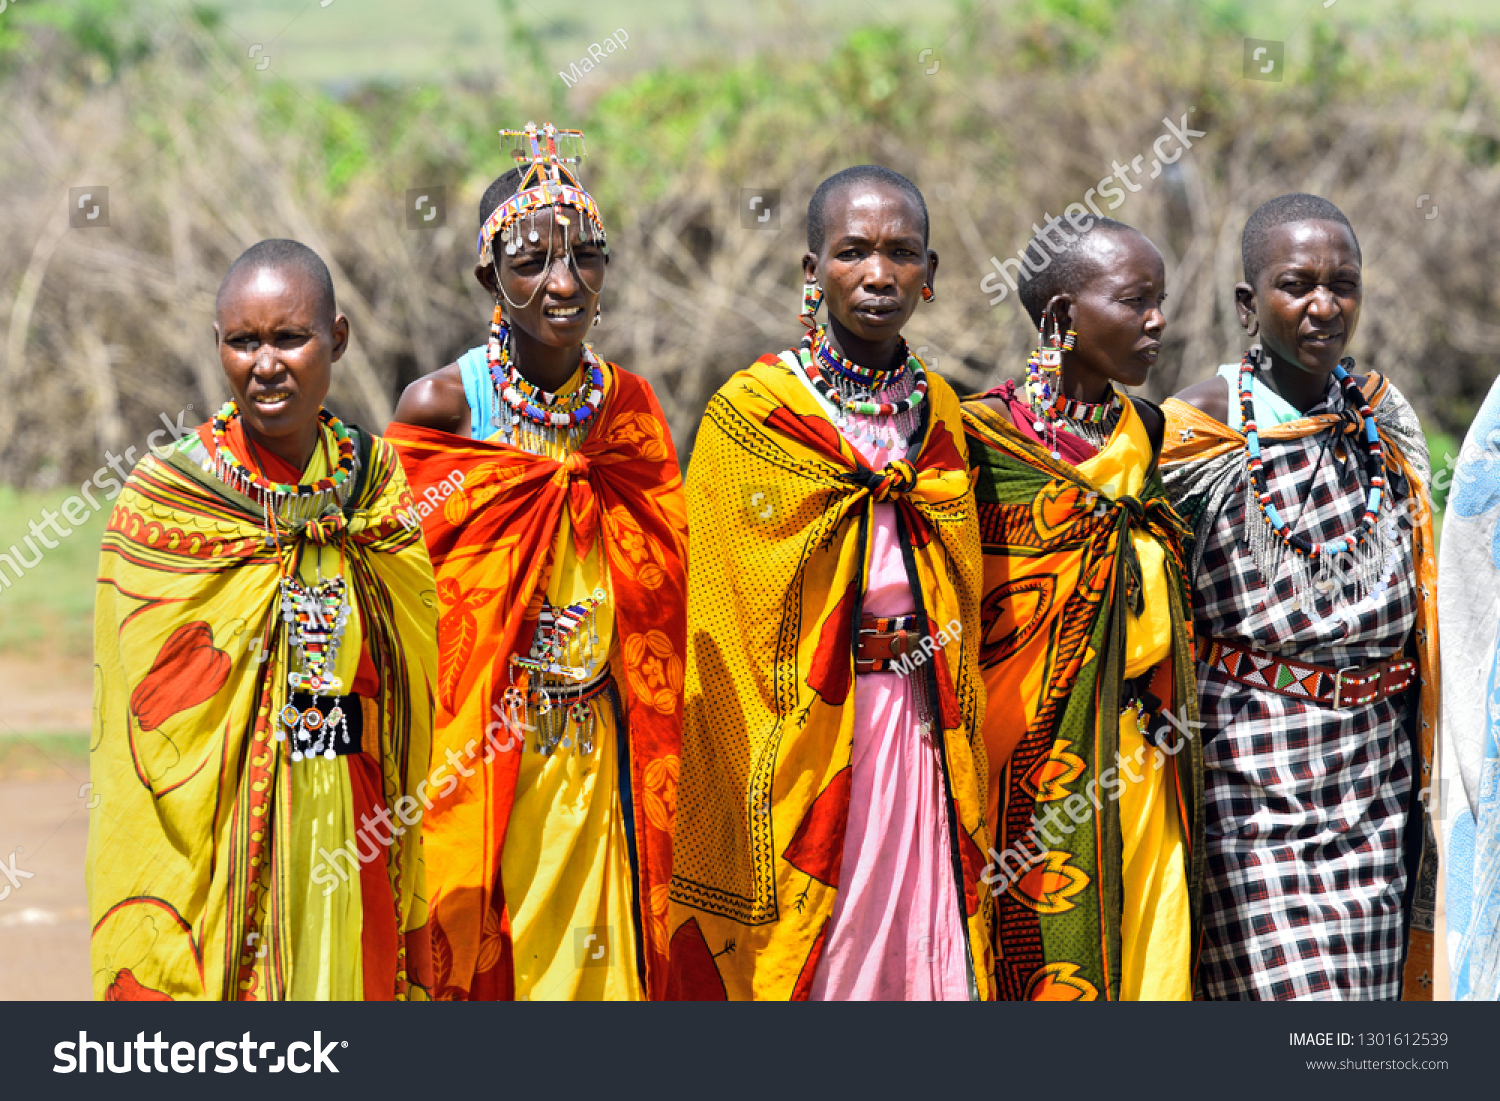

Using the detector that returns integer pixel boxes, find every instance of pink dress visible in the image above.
[808,428,970,1001]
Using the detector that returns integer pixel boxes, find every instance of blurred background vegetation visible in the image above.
[0,0,1496,656]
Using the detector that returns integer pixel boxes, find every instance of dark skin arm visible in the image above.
[391,362,472,438]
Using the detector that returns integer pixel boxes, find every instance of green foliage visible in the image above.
[0,488,110,655]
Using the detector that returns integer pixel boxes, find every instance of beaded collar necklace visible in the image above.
[1239,346,1385,563]
[487,320,604,457]
[798,328,926,415]
[1052,388,1123,452]
[796,327,927,450]
[209,401,358,530]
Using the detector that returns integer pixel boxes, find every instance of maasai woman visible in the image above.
[1438,374,1500,999]
[89,239,437,1000]
[962,218,1201,1001]
[667,166,992,1001]
[388,123,686,1001]
[1163,193,1438,1000]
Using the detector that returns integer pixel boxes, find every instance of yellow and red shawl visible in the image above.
[89,429,436,1000]
[386,362,687,1000]
[1161,372,1439,1001]
[666,355,993,1001]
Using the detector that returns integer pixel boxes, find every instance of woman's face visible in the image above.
[214,264,346,452]
[803,181,935,347]
[1055,229,1166,393]
[476,208,606,346]
[1240,219,1362,377]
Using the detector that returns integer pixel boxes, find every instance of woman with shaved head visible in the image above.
[963,217,1200,1001]
[667,165,993,1001]
[1163,194,1438,1001]
[89,239,437,1000]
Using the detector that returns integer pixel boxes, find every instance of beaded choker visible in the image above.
[209,402,358,531]
[798,330,924,420]
[1237,346,1393,610]
[812,326,909,388]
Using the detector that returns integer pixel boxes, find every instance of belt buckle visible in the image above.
[1331,665,1371,711]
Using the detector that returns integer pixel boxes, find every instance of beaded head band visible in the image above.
[477,121,609,265]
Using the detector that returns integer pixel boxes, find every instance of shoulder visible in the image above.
[392,363,470,436]
[963,395,1018,429]
[1129,396,1165,455]
[1170,375,1230,425]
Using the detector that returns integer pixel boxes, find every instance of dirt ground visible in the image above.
[0,652,93,1001]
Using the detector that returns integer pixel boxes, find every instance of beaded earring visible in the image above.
[920,285,934,303]
[594,303,602,327]
[800,282,823,329]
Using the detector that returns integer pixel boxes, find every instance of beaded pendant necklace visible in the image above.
[487,320,604,458]
[1237,346,1392,610]
[506,586,609,756]
[209,402,359,761]
[797,326,926,449]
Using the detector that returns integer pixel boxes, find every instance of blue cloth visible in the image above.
[457,345,494,440]
[1440,372,1500,999]
[1216,362,1304,432]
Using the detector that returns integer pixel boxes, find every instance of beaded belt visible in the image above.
[856,614,924,674]
[500,668,617,756]
[1199,637,1416,710]
[279,691,363,760]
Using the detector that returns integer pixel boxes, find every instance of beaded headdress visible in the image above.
[476,121,608,265]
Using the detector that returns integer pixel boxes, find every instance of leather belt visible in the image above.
[1199,637,1416,710]
[856,614,923,674]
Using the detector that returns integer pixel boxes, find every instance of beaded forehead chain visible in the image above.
[476,121,609,265]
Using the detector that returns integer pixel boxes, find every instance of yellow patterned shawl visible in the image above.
[88,427,437,1000]
[666,354,993,1000]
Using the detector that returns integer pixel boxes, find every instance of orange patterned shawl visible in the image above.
[386,363,687,1000]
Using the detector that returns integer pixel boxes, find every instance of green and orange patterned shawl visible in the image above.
[89,427,437,1000]
[962,400,1202,1000]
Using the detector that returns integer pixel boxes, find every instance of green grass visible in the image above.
[0,487,109,656]
[0,733,91,778]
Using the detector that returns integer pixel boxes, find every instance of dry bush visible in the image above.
[0,1,1497,487]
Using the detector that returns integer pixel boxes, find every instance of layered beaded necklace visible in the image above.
[487,319,604,459]
[208,401,360,761]
[797,325,926,450]
[210,401,358,531]
[1237,345,1392,610]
